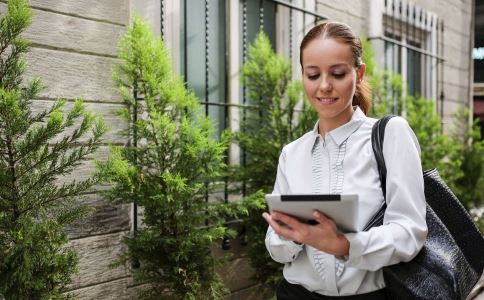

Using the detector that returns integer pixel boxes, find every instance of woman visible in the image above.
[262,22,427,299]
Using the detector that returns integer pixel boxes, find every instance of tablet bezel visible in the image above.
[265,194,358,233]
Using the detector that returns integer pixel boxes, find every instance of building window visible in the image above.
[370,0,444,112]
[176,0,227,138]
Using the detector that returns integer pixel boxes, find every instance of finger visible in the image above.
[263,213,297,240]
[263,213,285,231]
[262,212,280,229]
[313,210,332,224]
[272,211,303,230]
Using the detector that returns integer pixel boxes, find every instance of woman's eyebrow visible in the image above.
[304,63,350,69]
[330,63,350,68]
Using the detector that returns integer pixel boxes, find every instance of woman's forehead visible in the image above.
[302,38,354,67]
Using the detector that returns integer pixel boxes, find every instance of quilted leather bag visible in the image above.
[364,115,484,300]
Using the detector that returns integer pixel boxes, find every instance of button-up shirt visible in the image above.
[265,107,427,296]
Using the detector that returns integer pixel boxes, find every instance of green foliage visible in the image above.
[97,16,239,299]
[450,109,484,210]
[0,0,107,298]
[229,32,317,288]
[405,96,463,188]
[362,38,483,231]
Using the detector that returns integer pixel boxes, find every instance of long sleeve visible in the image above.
[344,117,428,271]
[265,149,304,263]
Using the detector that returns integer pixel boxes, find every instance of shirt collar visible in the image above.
[311,106,366,147]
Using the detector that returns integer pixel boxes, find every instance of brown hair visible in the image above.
[300,22,371,115]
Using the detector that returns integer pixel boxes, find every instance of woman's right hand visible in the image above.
[262,210,349,256]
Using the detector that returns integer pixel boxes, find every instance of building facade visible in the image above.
[15,0,474,298]
[473,0,483,137]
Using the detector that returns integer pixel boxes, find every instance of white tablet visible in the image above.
[265,194,359,233]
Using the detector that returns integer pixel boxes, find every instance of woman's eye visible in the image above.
[332,73,345,78]
[307,74,320,80]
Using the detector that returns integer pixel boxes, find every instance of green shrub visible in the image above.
[97,16,239,299]
[0,0,107,298]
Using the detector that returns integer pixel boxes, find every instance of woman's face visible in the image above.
[302,37,365,132]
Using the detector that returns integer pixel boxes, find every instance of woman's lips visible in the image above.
[316,97,338,104]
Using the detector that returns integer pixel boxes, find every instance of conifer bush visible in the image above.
[0,0,107,298]
[229,32,317,288]
[97,16,237,299]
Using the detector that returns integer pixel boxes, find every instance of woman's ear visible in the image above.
[357,63,366,82]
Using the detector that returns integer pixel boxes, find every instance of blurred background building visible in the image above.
[473,0,484,137]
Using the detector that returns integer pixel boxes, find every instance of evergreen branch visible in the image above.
[4,129,20,219]
[16,140,65,180]
[0,0,31,56]
[16,104,102,179]
[14,116,68,166]
[19,178,95,218]
[20,77,42,102]
[16,130,78,180]
[19,136,101,201]
[0,40,28,87]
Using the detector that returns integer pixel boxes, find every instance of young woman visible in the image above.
[262,22,427,299]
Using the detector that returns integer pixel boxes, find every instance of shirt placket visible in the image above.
[312,136,345,294]
[312,137,333,291]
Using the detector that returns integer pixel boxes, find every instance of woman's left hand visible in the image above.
[262,210,350,257]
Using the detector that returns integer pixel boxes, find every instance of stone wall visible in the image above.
[6,0,135,298]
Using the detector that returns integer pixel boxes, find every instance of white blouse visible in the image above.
[265,107,427,296]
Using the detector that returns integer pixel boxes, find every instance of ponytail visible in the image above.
[353,79,371,115]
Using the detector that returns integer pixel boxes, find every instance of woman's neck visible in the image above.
[318,107,354,135]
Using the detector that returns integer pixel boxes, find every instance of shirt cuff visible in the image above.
[335,255,349,263]
[344,232,367,266]
[267,234,304,262]
[279,235,304,248]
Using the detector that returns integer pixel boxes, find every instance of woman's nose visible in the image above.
[319,76,332,92]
